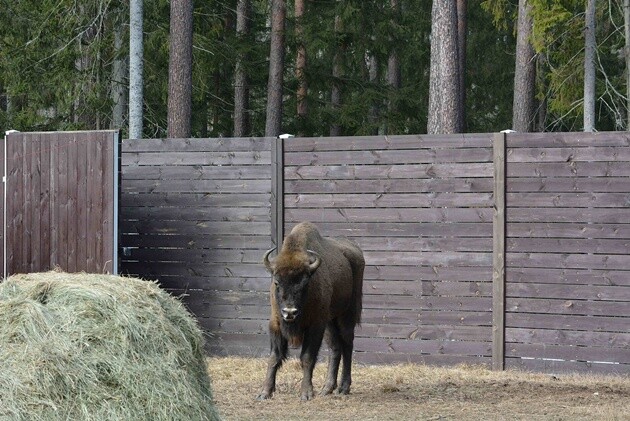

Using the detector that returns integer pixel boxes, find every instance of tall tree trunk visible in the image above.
[625,0,630,130]
[584,0,596,132]
[386,0,401,135]
[111,8,127,130]
[265,0,286,137]
[512,0,536,132]
[129,0,143,139]
[295,0,307,130]
[234,0,251,137]
[167,0,194,138]
[457,0,467,132]
[330,12,343,136]
[367,52,380,134]
[427,0,461,134]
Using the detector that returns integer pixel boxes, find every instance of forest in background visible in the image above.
[0,0,628,138]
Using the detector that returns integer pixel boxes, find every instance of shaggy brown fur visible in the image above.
[258,222,364,401]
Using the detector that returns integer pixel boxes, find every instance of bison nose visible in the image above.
[281,307,299,321]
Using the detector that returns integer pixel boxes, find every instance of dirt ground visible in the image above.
[207,357,630,421]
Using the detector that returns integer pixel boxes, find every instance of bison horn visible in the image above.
[263,247,277,273]
[306,249,321,273]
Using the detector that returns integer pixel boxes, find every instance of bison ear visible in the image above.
[306,250,321,274]
[263,247,277,273]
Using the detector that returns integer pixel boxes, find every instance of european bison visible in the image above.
[257,222,365,401]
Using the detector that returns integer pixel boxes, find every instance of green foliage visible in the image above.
[1,0,625,135]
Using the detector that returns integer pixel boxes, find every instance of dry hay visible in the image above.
[208,356,630,421]
[0,271,220,421]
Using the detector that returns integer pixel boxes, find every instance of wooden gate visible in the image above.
[1,130,121,277]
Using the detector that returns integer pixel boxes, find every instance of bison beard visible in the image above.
[257,222,364,401]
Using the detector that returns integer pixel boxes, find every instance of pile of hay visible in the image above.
[0,271,220,420]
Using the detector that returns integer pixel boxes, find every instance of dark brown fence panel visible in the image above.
[120,137,274,356]
[284,134,495,365]
[3,131,120,276]
[504,132,630,374]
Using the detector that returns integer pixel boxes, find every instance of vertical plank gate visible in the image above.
[2,130,120,278]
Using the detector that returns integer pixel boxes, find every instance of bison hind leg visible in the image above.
[321,321,342,395]
[336,318,356,395]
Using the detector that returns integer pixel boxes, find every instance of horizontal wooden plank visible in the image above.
[122,206,270,222]
[284,222,493,238]
[285,134,493,152]
[286,208,493,224]
[196,317,269,335]
[355,337,492,356]
[507,192,630,208]
[285,178,493,194]
[364,266,492,282]
[285,193,494,209]
[507,237,630,255]
[506,327,630,348]
[507,222,630,239]
[121,192,270,208]
[122,137,272,152]
[505,313,629,332]
[122,150,271,166]
[183,302,270,320]
[123,179,271,194]
[507,282,630,301]
[362,294,491,312]
[285,148,493,166]
[507,252,630,271]
[506,343,630,364]
[508,146,630,163]
[358,324,492,342]
[507,177,630,193]
[506,267,630,286]
[506,297,629,317]
[355,352,491,367]
[155,275,270,292]
[364,251,492,267]
[357,236,492,252]
[121,262,268,278]
[508,161,630,177]
[507,207,630,224]
[505,356,630,375]
[285,162,493,180]
[365,280,492,297]
[362,309,494,326]
[506,131,630,148]
[121,234,272,250]
[121,220,270,235]
[122,164,271,180]
[125,248,264,264]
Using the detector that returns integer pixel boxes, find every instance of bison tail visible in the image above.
[352,260,364,326]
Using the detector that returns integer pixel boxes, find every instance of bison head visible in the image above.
[263,247,321,323]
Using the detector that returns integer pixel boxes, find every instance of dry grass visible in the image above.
[208,357,630,421]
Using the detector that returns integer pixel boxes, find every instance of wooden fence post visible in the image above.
[492,132,506,371]
[271,135,285,250]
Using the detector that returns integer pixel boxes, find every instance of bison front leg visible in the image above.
[299,326,325,401]
[257,329,288,400]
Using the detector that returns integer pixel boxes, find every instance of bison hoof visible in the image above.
[300,389,315,401]
[336,385,350,395]
[321,382,337,395]
[256,392,273,400]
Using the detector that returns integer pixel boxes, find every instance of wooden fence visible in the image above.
[2,130,120,276]
[120,132,630,374]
